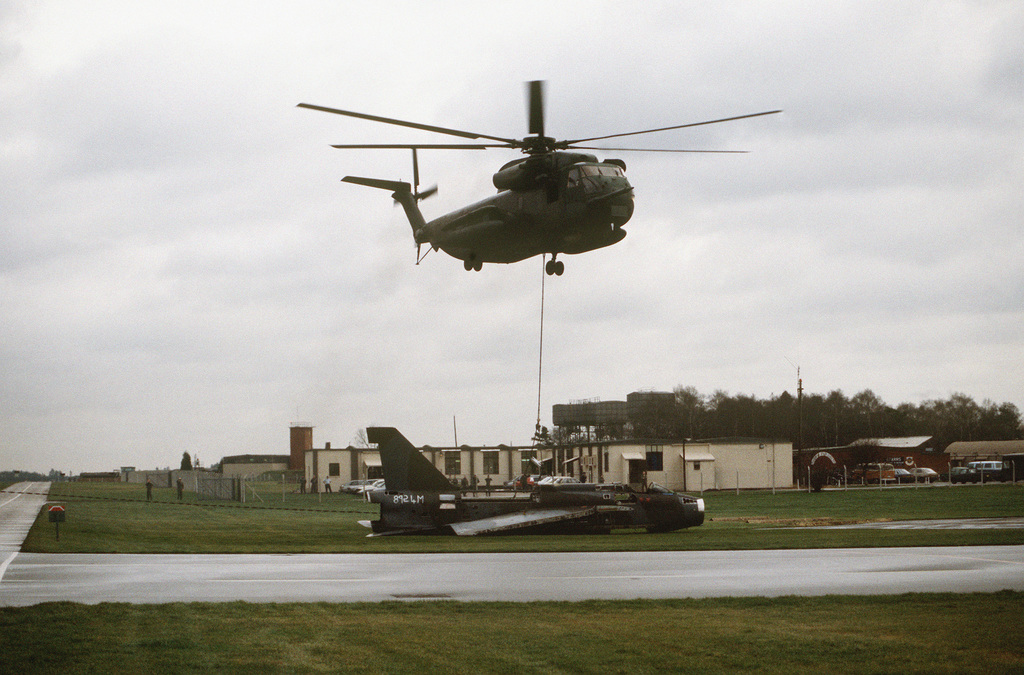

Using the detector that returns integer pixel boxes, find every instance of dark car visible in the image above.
[950,466,979,484]
[893,468,914,484]
[967,461,1007,482]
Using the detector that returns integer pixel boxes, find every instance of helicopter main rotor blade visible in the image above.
[527,80,545,138]
[562,110,782,146]
[565,146,749,153]
[329,143,501,149]
[298,103,518,144]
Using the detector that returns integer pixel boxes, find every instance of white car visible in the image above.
[341,479,376,494]
[909,467,939,482]
[536,476,581,485]
[356,478,386,495]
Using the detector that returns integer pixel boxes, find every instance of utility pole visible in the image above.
[797,367,803,453]
[786,358,804,452]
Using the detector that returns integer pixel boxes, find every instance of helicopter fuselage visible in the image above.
[419,154,634,269]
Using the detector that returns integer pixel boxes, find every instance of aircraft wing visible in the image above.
[449,507,600,536]
[359,519,445,538]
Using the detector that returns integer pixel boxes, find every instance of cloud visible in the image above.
[1,1,1022,472]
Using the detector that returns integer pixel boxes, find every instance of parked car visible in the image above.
[505,474,545,489]
[341,479,376,494]
[355,478,386,495]
[850,463,896,484]
[967,461,1007,482]
[893,468,914,484]
[909,467,939,483]
[950,466,979,484]
[536,476,581,485]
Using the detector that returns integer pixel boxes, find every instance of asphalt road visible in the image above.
[0,482,49,554]
[2,546,1023,606]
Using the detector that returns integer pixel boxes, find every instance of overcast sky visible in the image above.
[2,1,1021,473]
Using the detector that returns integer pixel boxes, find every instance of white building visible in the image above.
[564,438,793,492]
[303,437,792,493]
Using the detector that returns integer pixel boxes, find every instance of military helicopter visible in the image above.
[299,82,778,275]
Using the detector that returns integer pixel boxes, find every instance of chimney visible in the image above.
[290,426,313,471]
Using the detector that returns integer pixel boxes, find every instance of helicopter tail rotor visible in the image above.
[411,149,438,202]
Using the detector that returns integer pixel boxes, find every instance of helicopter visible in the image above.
[299,82,779,275]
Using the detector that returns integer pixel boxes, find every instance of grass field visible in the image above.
[2,594,1022,674]
[22,481,1024,554]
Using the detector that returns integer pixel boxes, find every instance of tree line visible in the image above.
[555,387,1023,452]
[0,469,65,483]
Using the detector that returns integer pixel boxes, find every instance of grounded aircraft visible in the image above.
[299,82,779,275]
[360,427,705,536]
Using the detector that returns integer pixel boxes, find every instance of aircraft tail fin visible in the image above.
[366,427,454,493]
[342,176,429,240]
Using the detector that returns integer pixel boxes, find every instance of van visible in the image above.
[967,461,1006,482]
[851,462,896,484]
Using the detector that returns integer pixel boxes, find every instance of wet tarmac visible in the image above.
[2,546,1023,606]
[802,517,1024,530]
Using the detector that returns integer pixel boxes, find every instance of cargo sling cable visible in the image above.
[535,255,546,441]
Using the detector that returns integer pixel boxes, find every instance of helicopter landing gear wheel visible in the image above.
[464,258,483,272]
[544,259,564,276]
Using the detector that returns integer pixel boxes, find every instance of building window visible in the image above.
[693,462,701,471]
[445,452,461,475]
[328,463,340,476]
[520,450,535,474]
[646,451,664,472]
[483,453,499,475]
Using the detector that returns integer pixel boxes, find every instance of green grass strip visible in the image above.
[2,593,1022,674]
[22,482,1024,554]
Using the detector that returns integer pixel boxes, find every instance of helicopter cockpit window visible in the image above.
[569,164,622,194]
[579,164,623,177]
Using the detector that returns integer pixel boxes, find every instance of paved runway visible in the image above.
[804,517,1024,529]
[3,546,1023,606]
[1,482,50,553]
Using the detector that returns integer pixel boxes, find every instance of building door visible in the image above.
[628,459,646,487]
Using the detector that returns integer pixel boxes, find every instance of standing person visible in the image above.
[310,477,317,493]
[176,477,184,501]
[145,477,153,502]
[323,476,332,493]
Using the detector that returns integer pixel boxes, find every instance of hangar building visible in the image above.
[561,437,793,491]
